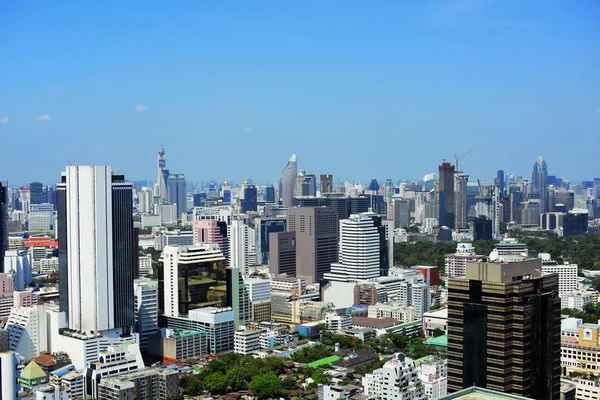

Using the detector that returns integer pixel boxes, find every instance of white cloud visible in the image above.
[34,114,51,121]
[0,117,8,124]
[134,105,147,112]
[244,128,254,133]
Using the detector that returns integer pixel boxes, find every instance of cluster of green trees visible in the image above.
[562,303,600,324]
[179,353,289,399]
[394,233,600,270]
[369,333,433,360]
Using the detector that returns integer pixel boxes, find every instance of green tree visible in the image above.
[204,371,228,394]
[224,366,251,392]
[249,373,287,399]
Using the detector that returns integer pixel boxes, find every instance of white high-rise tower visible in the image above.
[325,213,381,282]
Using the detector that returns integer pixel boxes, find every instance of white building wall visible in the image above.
[542,263,578,296]
[162,246,180,318]
[65,166,115,334]
[6,305,48,360]
[0,351,21,400]
[228,220,249,275]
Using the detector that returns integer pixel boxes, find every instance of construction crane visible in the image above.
[454,149,473,173]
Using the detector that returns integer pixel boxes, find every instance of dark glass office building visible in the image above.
[448,258,561,399]
[0,181,7,274]
[240,185,257,213]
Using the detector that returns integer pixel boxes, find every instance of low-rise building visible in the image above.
[561,291,594,311]
[363,353,424,399]
[234,329,260,355]
[326,312,353,332]
[97,368,178,400]
[147,328,208,362]
[423,308,448,337]
[367,303,417,323]
[50,365,84,399]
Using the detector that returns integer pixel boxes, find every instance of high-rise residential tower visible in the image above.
[438,161,455,228]
[280,154,297,207]
[447,258,560,399]
[57,166,135,335]
[288,207,339,284]
[0,181,7,274]
[157,147,168,204]
[532,156,548,214]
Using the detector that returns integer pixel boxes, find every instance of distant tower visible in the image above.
[0,181,7,274]
[438,161,456,229]
[157,147,168,204]
[320,174,334,195]
[280,154,297,207]
[532,156,548,213]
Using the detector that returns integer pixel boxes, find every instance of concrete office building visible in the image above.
[157,147,168,204]
[288,207,339,284]
[28,203,54,231]
[539,255,578,296]
[187,307,235,354]
[0,351,22,399]
[268,231,296,276]
[447,258,561,399]
[57,166,136,335]
[133,279,159,351]
[228,219,249,274]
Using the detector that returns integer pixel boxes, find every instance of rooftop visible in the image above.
[425,334,448,347]
[440,387,533,399]
[352,317,399,328]
[307,355,341,368]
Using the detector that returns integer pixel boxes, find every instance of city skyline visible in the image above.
[1,1,599,184]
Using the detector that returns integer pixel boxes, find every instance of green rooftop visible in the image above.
[388,319,422,332]
[425,334,448,347]
[307,355,341,368]
[20,361,46,381]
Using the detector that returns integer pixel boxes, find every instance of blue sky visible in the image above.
[1,0,599,186]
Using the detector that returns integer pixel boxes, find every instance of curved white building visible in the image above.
[325,213,381,282]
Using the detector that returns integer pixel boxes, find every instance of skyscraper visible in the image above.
[167,173,186,218]
[496,170,505,200]
[288,207,339,284]
[438,161,455,228]
[454,174,468,230]
[57,166,135,334]
[29,182,44,205]
[280,154,297,207]
[0,181,7,275]
[447,258,560,399]
[157,147,168,204]
[532,156,548,214]
[320,174,334,195]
